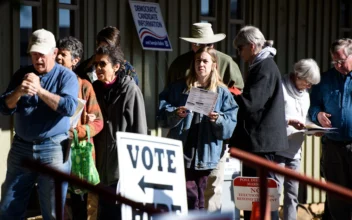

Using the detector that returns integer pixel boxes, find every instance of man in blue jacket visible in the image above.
[0,29,78,219]
[309,38,352,220]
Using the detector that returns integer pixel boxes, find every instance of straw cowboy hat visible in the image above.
[180,23,226,44]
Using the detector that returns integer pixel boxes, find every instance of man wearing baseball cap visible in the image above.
[0,29,78,219]
[166,23,244,212]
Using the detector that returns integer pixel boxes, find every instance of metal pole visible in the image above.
[258,168,268,220]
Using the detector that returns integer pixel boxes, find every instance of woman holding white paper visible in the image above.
[157,46,238,210]
[274,58,321,220]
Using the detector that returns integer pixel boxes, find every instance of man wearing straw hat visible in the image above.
[167,22,244,212]
[167,23,244,92]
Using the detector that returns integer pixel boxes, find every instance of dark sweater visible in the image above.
[93,74,147,185]
[230,58,288,153]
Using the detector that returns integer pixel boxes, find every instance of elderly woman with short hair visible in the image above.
[229,26,288,220]
[274,59,320,220]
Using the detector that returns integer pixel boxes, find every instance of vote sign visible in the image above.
[117,132,188,219]
[233,177,280,211]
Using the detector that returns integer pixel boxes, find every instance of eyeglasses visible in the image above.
[331,54,351,65]
[93,61,108,68]
[193,43,213,47]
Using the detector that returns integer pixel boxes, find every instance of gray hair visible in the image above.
[233,26,274,53]
[57,36,83,60]
[330,38,352,56]
[292,58,320,85]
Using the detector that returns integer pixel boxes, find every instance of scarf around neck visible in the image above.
[282,74,305,99]
[249,46,277,70]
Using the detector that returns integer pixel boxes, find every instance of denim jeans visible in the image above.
[0,133,71,220]
[273,155,300,220]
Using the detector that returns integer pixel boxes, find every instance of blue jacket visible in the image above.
[309,68,352,141]
[157,81,238,170]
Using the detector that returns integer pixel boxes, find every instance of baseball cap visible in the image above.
[28,29,56,55]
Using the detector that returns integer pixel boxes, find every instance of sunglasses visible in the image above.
[193,43,213,47]
[93,61,108,68]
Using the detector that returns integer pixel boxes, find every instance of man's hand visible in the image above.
[317,112,332,128]
[24,73,42,95]
[288,119,305,130]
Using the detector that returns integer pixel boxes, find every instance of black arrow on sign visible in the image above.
[138,176,173,193]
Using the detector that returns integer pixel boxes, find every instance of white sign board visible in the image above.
[233,177,280,211]
[117,132,187,219]
[154,211,233,220]
[129,1,172,51]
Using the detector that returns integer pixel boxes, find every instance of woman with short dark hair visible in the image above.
[92,45,147,219]
[56,36,103,220]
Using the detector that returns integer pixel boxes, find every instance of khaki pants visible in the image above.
[204,153,226,212]
[87,193,99,220]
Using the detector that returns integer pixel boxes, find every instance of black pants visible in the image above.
[98,183,121,220]
[322,138,352,220]
[242,152,278,220]
[70,193,88,220]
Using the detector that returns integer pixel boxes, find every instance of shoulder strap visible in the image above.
[85,125,91,143]
[73,128,79,147]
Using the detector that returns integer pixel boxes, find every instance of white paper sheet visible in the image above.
[70,98,87,128]
[184,87,218,115]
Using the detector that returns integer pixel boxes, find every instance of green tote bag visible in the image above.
[70,125,100,195]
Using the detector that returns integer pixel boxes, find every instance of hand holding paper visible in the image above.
[288,119,305,130]
[185,87,218,115]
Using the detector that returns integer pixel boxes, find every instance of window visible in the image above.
[58,0,79,39]
[340,0,352,37]
[20,1,41,67]
[228,0,245,60]
[200,0,217,32]
[20,6,33,66]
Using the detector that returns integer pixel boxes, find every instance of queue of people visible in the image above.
[0,22,351,220]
